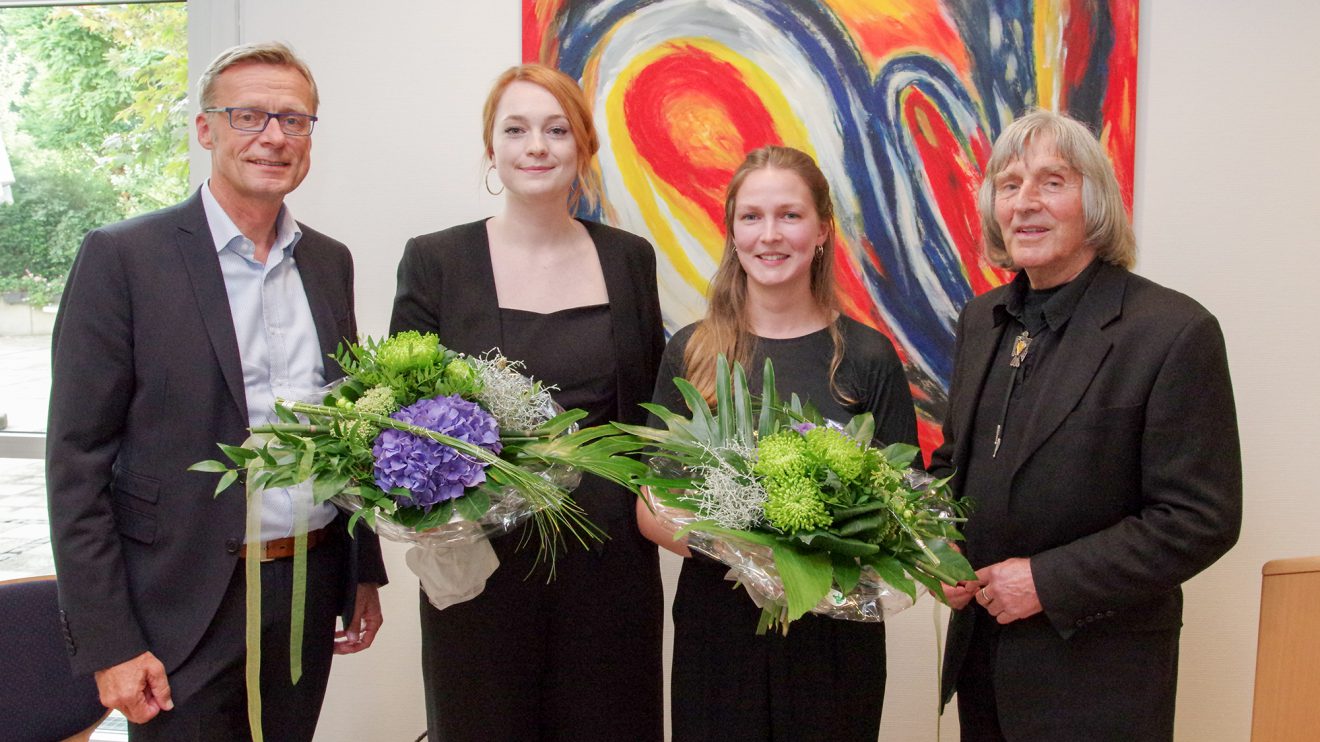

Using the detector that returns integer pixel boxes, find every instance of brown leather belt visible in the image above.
[240,528,328,562]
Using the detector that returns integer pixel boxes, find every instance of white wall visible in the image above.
[187,2,1320,739]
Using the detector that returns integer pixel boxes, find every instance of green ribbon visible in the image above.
[290,494,309,685]
[241,460,312,742]
[243,460,265,742]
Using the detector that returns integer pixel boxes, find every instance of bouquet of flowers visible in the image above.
[620,357,975,633]
[194,330,647,587]
[192,331,645,741]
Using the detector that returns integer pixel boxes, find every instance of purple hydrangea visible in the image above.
[791,421,817,434]
[372,394,503,508]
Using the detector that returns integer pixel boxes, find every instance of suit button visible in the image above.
[1105,610,1115,617]
[1075,619,1085,627]
[225,538,240,554]
[1085,615,1095,623]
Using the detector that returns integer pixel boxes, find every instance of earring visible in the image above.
[484,165,504,196]
[814,244,824,259]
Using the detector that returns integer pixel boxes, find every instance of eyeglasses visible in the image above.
[204,107,318,136]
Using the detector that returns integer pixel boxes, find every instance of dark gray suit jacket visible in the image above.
[47,191,386,689]
[930,261,1241,738]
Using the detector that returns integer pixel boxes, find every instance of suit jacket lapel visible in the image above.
[951,298,1008,478]
[588,221,635,421]
[174,191,248,423]
[293,236,345,379]
[1012,263,1126,473]
[466,223,504,353]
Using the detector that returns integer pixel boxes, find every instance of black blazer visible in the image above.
[47,191,387,683]
[388,218,664,428]
[930,262,1241,730]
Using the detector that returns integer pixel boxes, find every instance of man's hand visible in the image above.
[94,651,173,724]
[334,583,382,654]
[974,557,1043,624]
[943,580,982,610]
[938,542,979,609]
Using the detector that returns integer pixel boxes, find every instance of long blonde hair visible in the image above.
[683,146,849,405]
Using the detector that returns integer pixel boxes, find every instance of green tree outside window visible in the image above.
[0,4,187,308]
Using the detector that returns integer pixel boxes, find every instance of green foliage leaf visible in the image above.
[793,529,881,557]
[918,539,977,584]
[217,444,259,464]
[214,469,238,497]
[843,413,876,445]
[757,358,778,439]
[772,544,833,624]
[714,356,732,444]
[832,554,861,595]
[454,489,491,521]
[865,555,917,600]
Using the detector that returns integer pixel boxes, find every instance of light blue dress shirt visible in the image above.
[201,182,338,542]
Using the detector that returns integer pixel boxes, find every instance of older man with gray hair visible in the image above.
[931,109,1241,740]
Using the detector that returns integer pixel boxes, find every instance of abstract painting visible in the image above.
[524,0,1139,452]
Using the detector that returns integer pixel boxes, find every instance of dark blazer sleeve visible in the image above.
[1030,307,1242,634]
[389,235,444,337]
[47,225,152,674]
[388,222,501,354]
[605,225,665,425]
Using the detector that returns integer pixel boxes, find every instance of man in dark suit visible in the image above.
[47,42,386,740]
[930,110,1241,741]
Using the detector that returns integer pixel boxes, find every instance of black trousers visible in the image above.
[954,607,1179,742]
[129,532,347,742]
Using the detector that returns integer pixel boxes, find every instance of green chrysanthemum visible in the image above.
[375,330,439,373]
[444,358,477,386]
[803,427,866,483]
[762,475,831,533]
[753,431,809,480]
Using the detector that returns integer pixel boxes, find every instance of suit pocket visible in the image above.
[111,498,157,544]
[112,467,161,504]
[111,467,160,544]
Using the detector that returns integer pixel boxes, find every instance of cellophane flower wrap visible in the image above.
[619,357,976,633]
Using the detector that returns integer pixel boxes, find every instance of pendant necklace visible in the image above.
[993,330,1033,457]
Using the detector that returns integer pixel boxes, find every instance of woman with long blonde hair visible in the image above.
[640,145,916,740]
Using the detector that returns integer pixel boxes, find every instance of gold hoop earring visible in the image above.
[484,165,504,196]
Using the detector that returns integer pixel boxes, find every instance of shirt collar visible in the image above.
[993,258,1103,330]
[199,181,302,259]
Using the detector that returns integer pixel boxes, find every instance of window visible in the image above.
[0,2,187,597]
[0,0,187,445]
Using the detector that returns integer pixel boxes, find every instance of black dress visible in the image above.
[653,317,918,742]
[390,220,665,742]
